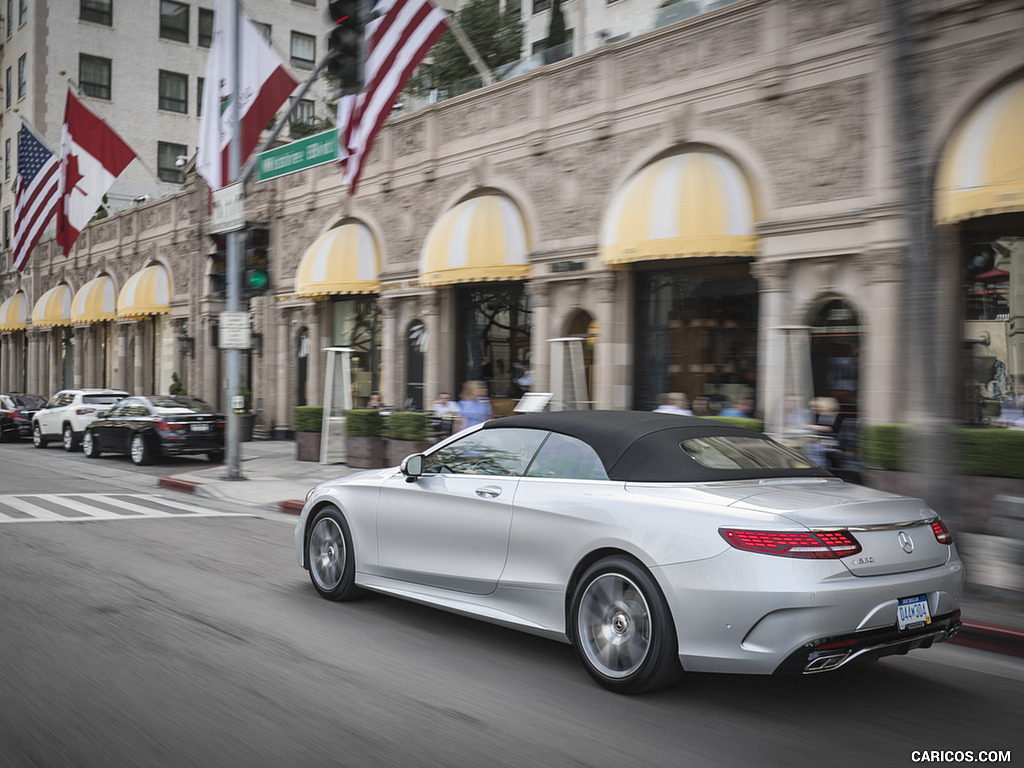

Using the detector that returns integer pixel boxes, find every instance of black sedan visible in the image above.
[0,393,47,442]
[83,396,225,465]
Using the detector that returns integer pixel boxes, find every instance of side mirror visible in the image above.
[400,453,424,482]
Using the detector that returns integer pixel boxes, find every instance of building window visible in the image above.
[197,76,204,116]
[532,0,550,12]
[80,54,112,100]
[160,0,189,43]
[3,208,10,251]
[157,141,187,183]
[294,0,315,5]
[158,70,188,113]
[292,98,315,124]
[19,0,26,25]
[456,286,533,400]
[6,0,12,37]
[17,55,26,99]
[198,7,213,47]
[5,138,10,180]
[4,68,9,108]
[291,31,314,68]
[81,0,112,25]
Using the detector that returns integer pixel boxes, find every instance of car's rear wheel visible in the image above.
[570,556,681,694]
[130,434,153,465]
[62,423,78,452]
[306,506,364,601]
[83,430,101,458]
[32,423,47,448]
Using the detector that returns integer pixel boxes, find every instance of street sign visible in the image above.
[219,311,251,349]
[210,183,245,234]
[255,129,338,182]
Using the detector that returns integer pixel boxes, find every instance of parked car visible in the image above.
[82,395,225,465]
[0,393,47,441]
[33,388,129,451]
[295,410,965,694]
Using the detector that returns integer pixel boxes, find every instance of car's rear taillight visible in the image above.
[931,519,953,545]
[75,407,96,416]
[10,410,22,419]
[720,528,862,559]
[155,419,186,431]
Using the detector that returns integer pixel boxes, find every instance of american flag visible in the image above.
[338,0,449,194]
[13,124,60,273]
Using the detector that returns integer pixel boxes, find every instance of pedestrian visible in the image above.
[456,380,492,431]
[431,392,462,436]
[653,392,692,415]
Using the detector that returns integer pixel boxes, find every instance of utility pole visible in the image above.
[224,0,243,480]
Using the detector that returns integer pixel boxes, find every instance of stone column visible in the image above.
[378,295,400,408]
[114,321,129,391]
[133,322,146,395]
[276,308,292,432]
[854,248,904,425]
[750,259,791,430]
[421,291,443,404]
[0,334,9,392]
[47,329,60,396]
[525,279,551,397]
[592,272,625,409]
[73,326,87,388]
[27,328,43,395]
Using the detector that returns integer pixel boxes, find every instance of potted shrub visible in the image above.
[294,406,323,462]
[345,409,384,468]
[385,411,432,466]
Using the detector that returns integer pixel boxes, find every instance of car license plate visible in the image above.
[191,423,210,432]
[897,595,931,630]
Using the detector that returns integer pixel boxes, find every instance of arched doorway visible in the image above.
[809,297,860,417]
[406,319,427,411]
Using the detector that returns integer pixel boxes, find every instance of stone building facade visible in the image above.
[1,0,1022,438]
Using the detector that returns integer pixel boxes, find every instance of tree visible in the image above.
[408,0,523,93]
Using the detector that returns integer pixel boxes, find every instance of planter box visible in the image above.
[386,438,433,467]
[295,431,321,462]
[347,435,385,468]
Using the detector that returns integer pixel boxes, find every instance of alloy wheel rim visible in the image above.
[33,425,41,445]
[131,436,144,463]
[83,433,93,454]
[309,517,345,591]
[578,573,652,679]
[63,428,72,449]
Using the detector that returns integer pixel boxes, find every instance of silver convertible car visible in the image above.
[295,411,964,693]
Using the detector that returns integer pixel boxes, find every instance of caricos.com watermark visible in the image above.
[911,751,1012,763]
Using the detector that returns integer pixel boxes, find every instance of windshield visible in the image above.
[148,397,215,415]
[13,395,45,408]
[681,436,816,470]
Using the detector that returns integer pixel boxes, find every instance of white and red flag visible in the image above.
[197,0,299,191]
[12,123,60,273]
[337,0,449,195]
[56,89,137,256]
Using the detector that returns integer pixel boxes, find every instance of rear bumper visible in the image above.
[774,609,962,674]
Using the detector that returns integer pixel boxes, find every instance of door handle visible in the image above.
[475,486,502,499]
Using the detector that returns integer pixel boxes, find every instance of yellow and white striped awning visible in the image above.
[419,195,531,287]
[72,275,117,324]
[935,78,1024,225]
[0,291,28,332]
[600,152,758,267]
[118,264,171,318]
[31,284,73,327]
[295,222,381,298]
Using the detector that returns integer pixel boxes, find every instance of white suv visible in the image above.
[33,389,129,451]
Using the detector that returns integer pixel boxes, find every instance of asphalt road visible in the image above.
[0,443,1021,768]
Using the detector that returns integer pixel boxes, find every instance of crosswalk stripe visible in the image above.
[0,493,248,524]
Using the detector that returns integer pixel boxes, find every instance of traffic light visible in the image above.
[327,0,364,95]
[243,223,271,298]
[209,233,227,298]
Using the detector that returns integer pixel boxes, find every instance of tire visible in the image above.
[83,430,102,459]
[32,422,48,449]
[130,433,153,466]
[570,556,681,694]
[306,506,364,601]
[62,423,79,452]
[207,451,224,463]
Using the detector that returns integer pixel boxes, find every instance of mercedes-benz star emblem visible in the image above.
[898,531,915,554]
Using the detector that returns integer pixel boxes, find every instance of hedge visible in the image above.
[387,411,429,441]
[345,409,383,437]
[293,406,323,433]
[862,424,1024,479]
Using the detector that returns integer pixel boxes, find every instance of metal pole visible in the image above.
[225,0,243,480]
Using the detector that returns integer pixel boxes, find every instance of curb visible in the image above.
[158,476,201,494]
[280,499,304,516]
[952,620,1024,659]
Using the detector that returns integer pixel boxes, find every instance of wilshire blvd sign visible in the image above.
[256,128,338,182]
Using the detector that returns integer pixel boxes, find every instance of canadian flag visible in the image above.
[196,0,298,191]
[56,89,137,256]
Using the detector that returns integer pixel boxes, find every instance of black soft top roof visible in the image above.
[483,410,832,482]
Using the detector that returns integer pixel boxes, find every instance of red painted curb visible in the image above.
[158,476,200,494]
[952,620,1024,658]
[280,499,304,516]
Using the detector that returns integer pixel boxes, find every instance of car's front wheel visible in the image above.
[130,434,153,465]
[306,506,364,601]
[32,423,47,449]
[570,556,681,694]
[62,424,78,452]
[207,450,224,463]
[83,430,101,459]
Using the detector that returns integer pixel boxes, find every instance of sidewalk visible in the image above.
[158,440,1024,658]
